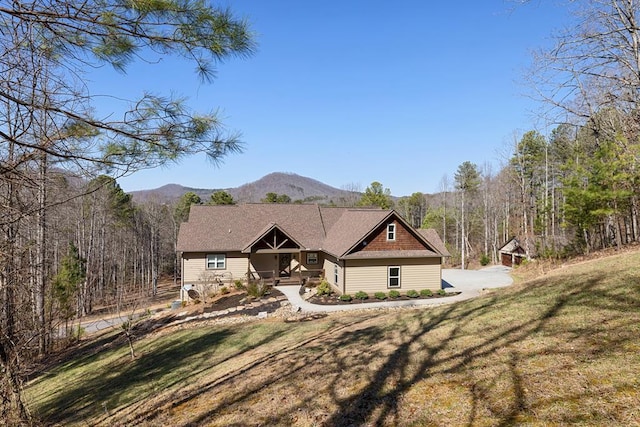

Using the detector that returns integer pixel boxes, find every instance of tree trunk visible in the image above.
[461,191,466,270]
[0,342,29,423]
[35,152,48,354]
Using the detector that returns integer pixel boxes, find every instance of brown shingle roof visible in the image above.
[417,229,451,257]
[177,204,327,252]
[177,204,449,259]
[322,209,391,256]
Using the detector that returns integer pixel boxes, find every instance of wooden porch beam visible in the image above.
[275,238,289,249]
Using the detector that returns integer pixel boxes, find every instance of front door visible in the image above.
[279,253,291,277]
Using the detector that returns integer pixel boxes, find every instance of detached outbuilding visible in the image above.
[498,237,527,267]
[176,204,450,297]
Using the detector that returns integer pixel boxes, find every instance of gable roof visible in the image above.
[177,204,326,252]
[498,237,523,253]
[417,229,451,257]
[177,204,448,259]
[241,222,305,253]
[321,209,392,256]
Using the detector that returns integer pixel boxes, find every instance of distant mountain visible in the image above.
[129,172,360,204]
[231,172,357,204]
[129,183,216,203]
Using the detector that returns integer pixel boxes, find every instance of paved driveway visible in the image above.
[279,266,513,313]
[442,266,513,292]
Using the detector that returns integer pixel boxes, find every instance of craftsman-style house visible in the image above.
[176,204,450,296]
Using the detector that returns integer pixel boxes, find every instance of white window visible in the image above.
[388,266,400,288]
[334,264,339,285]
[306,252,318,265]
[206,254,226,269]
[387,223,396,241]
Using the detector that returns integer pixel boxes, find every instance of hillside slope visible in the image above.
[26,250,640,426]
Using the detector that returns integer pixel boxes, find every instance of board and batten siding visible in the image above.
[182,252,248,284]
[344,257,441,295]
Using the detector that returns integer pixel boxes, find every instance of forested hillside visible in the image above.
[4,1,640,425]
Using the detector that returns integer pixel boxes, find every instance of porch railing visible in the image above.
[246,269,324,286]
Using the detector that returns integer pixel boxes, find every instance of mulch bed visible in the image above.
[307,291,461,306]
[193,287,461,314]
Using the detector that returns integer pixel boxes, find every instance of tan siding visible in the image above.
[322,256,343,293]
[345,263,387,294]
[322,258,333,282]
[344,258,441,295]
[401,261,441,291]
[226,255,249,281]
[182,253,206,284]
[182,252,248,284]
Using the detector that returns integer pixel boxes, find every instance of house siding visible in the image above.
[182,251,248,284]
[344,257,441,295]
[354,219,426,254]
[300,251,323,271]
[322,255,343,293]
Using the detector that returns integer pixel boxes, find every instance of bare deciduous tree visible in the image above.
[0,1,254,422]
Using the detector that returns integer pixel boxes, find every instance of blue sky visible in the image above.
[110,0,569,197]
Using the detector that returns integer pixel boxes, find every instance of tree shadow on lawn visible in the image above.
[162,273,638,426]
[34,269,640,426]
[321,274,638,427]
[127,316,373,426]
[168,302,485,427]
[34,325,288,424]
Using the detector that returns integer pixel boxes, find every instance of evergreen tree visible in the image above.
[208,190,235,205]
[261,193,291,203]
[358,181,393,209]
[175,192,202,223]
[52,244,86,335]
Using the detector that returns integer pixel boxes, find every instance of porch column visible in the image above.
[246,255,251,283]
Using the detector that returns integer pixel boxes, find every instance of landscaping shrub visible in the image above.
[220,286,230,294]
[388,290,401,299]
[355,291,369,300]
[374,291,387,300]
[339,294,352,302]
[420,289,433,297]
[437,289,447,296]
[234,279,245,290]
[246,281,268,298]
[316,280,332,296]
[406,289,419,298]
[480,254,490,266]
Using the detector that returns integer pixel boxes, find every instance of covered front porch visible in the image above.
[242,224,323,286]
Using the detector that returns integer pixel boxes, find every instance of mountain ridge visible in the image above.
[129,172,360,204]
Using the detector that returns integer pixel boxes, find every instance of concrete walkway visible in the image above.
[277,266,513,313]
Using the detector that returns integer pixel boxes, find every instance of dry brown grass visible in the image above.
[26,249,640,426]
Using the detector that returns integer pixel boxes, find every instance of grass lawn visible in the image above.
[26,250,640,426]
